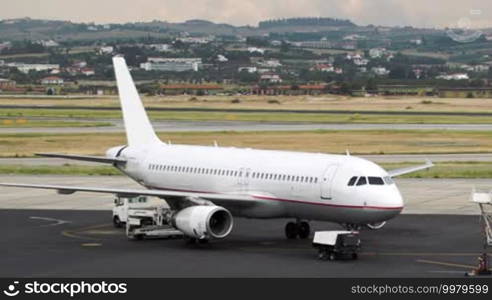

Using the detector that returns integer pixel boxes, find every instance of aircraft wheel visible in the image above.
[285,222,298,239]
[113,216,122,228]
[298,221,310,239]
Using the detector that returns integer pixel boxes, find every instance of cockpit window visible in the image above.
[347,176,358,186]
[368,177,384,185]
[356,176,367,186]
[383,176,394,185]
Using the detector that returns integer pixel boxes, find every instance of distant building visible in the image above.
[369,48,387,58]
[99,46,114,55]
[41,76,64,85]
[7,63,59,74]
[72,60,87,68]
[258,59,282,68]
[436,73,469,80]
[473,65,490,72]
[81,68,95,76]
[238,66,257,73]
[217,54,228,62]
[343,34,366,41]
[0,41,11,51]
[140,58,202,72]
[310,63,334,72]
[177,36,214,44]
[260,73,282,83]
[372,67,390,76]
[353,58,369,66]
[148,44,172,52]
[292,40,333,49]
[0,78,16,90]
[247,47,265,54]
[37,40,59,47]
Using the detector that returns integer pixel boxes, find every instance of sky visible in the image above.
[2,0,492,29]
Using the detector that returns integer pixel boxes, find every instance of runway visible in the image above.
[3,120,492,133]
[0,209,487,277]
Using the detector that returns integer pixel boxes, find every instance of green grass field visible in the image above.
[0,120,112,128]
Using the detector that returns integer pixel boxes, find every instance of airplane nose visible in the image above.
[363,186,404,221]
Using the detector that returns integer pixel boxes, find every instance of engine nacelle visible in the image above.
[173,206,233,240]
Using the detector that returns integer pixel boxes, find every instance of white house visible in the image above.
[41,76,64,85]
[260,73,282,83]
[99,46,114,55]
[248,47,265,55]
[238,66,257,73]
[372,67,390,76]
[436,73,469,80]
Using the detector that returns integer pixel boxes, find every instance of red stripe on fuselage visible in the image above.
[147,185,403,211]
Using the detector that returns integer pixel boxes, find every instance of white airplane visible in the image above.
[0,57,433,241]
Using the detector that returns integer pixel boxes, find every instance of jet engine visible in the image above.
[173,205,233,240]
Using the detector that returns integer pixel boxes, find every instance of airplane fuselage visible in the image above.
[110,143,404,225]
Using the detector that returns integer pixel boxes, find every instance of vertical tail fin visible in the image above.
[112,56,160,146]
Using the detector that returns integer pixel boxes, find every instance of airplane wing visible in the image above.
[387,160,434,177]
[0,182,258,206]
[35,153,126,164]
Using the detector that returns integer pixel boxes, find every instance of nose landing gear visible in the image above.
[285,220,311,239]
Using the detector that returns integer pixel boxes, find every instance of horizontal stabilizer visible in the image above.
[36,153,126,164]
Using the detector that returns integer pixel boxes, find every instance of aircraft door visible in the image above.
[238,168,251,191]
[320,164,339,200]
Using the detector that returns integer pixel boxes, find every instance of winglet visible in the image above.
[113,56,161,146]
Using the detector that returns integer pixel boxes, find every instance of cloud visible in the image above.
[1,0,492,28]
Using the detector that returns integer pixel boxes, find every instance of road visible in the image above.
[3,120,492,133]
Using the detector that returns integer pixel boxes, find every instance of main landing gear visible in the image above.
[285,220,311,239]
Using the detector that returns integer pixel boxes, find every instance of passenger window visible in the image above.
[356,177,367,186]
[368,177,384,185]
[347,176,358,186]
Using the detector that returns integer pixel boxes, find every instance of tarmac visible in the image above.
[0,209,488,277]
[1,175,490,277]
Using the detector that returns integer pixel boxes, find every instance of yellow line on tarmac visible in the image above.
[61,223,112,241]
[416,259,475,269]
[81,243,102,247]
